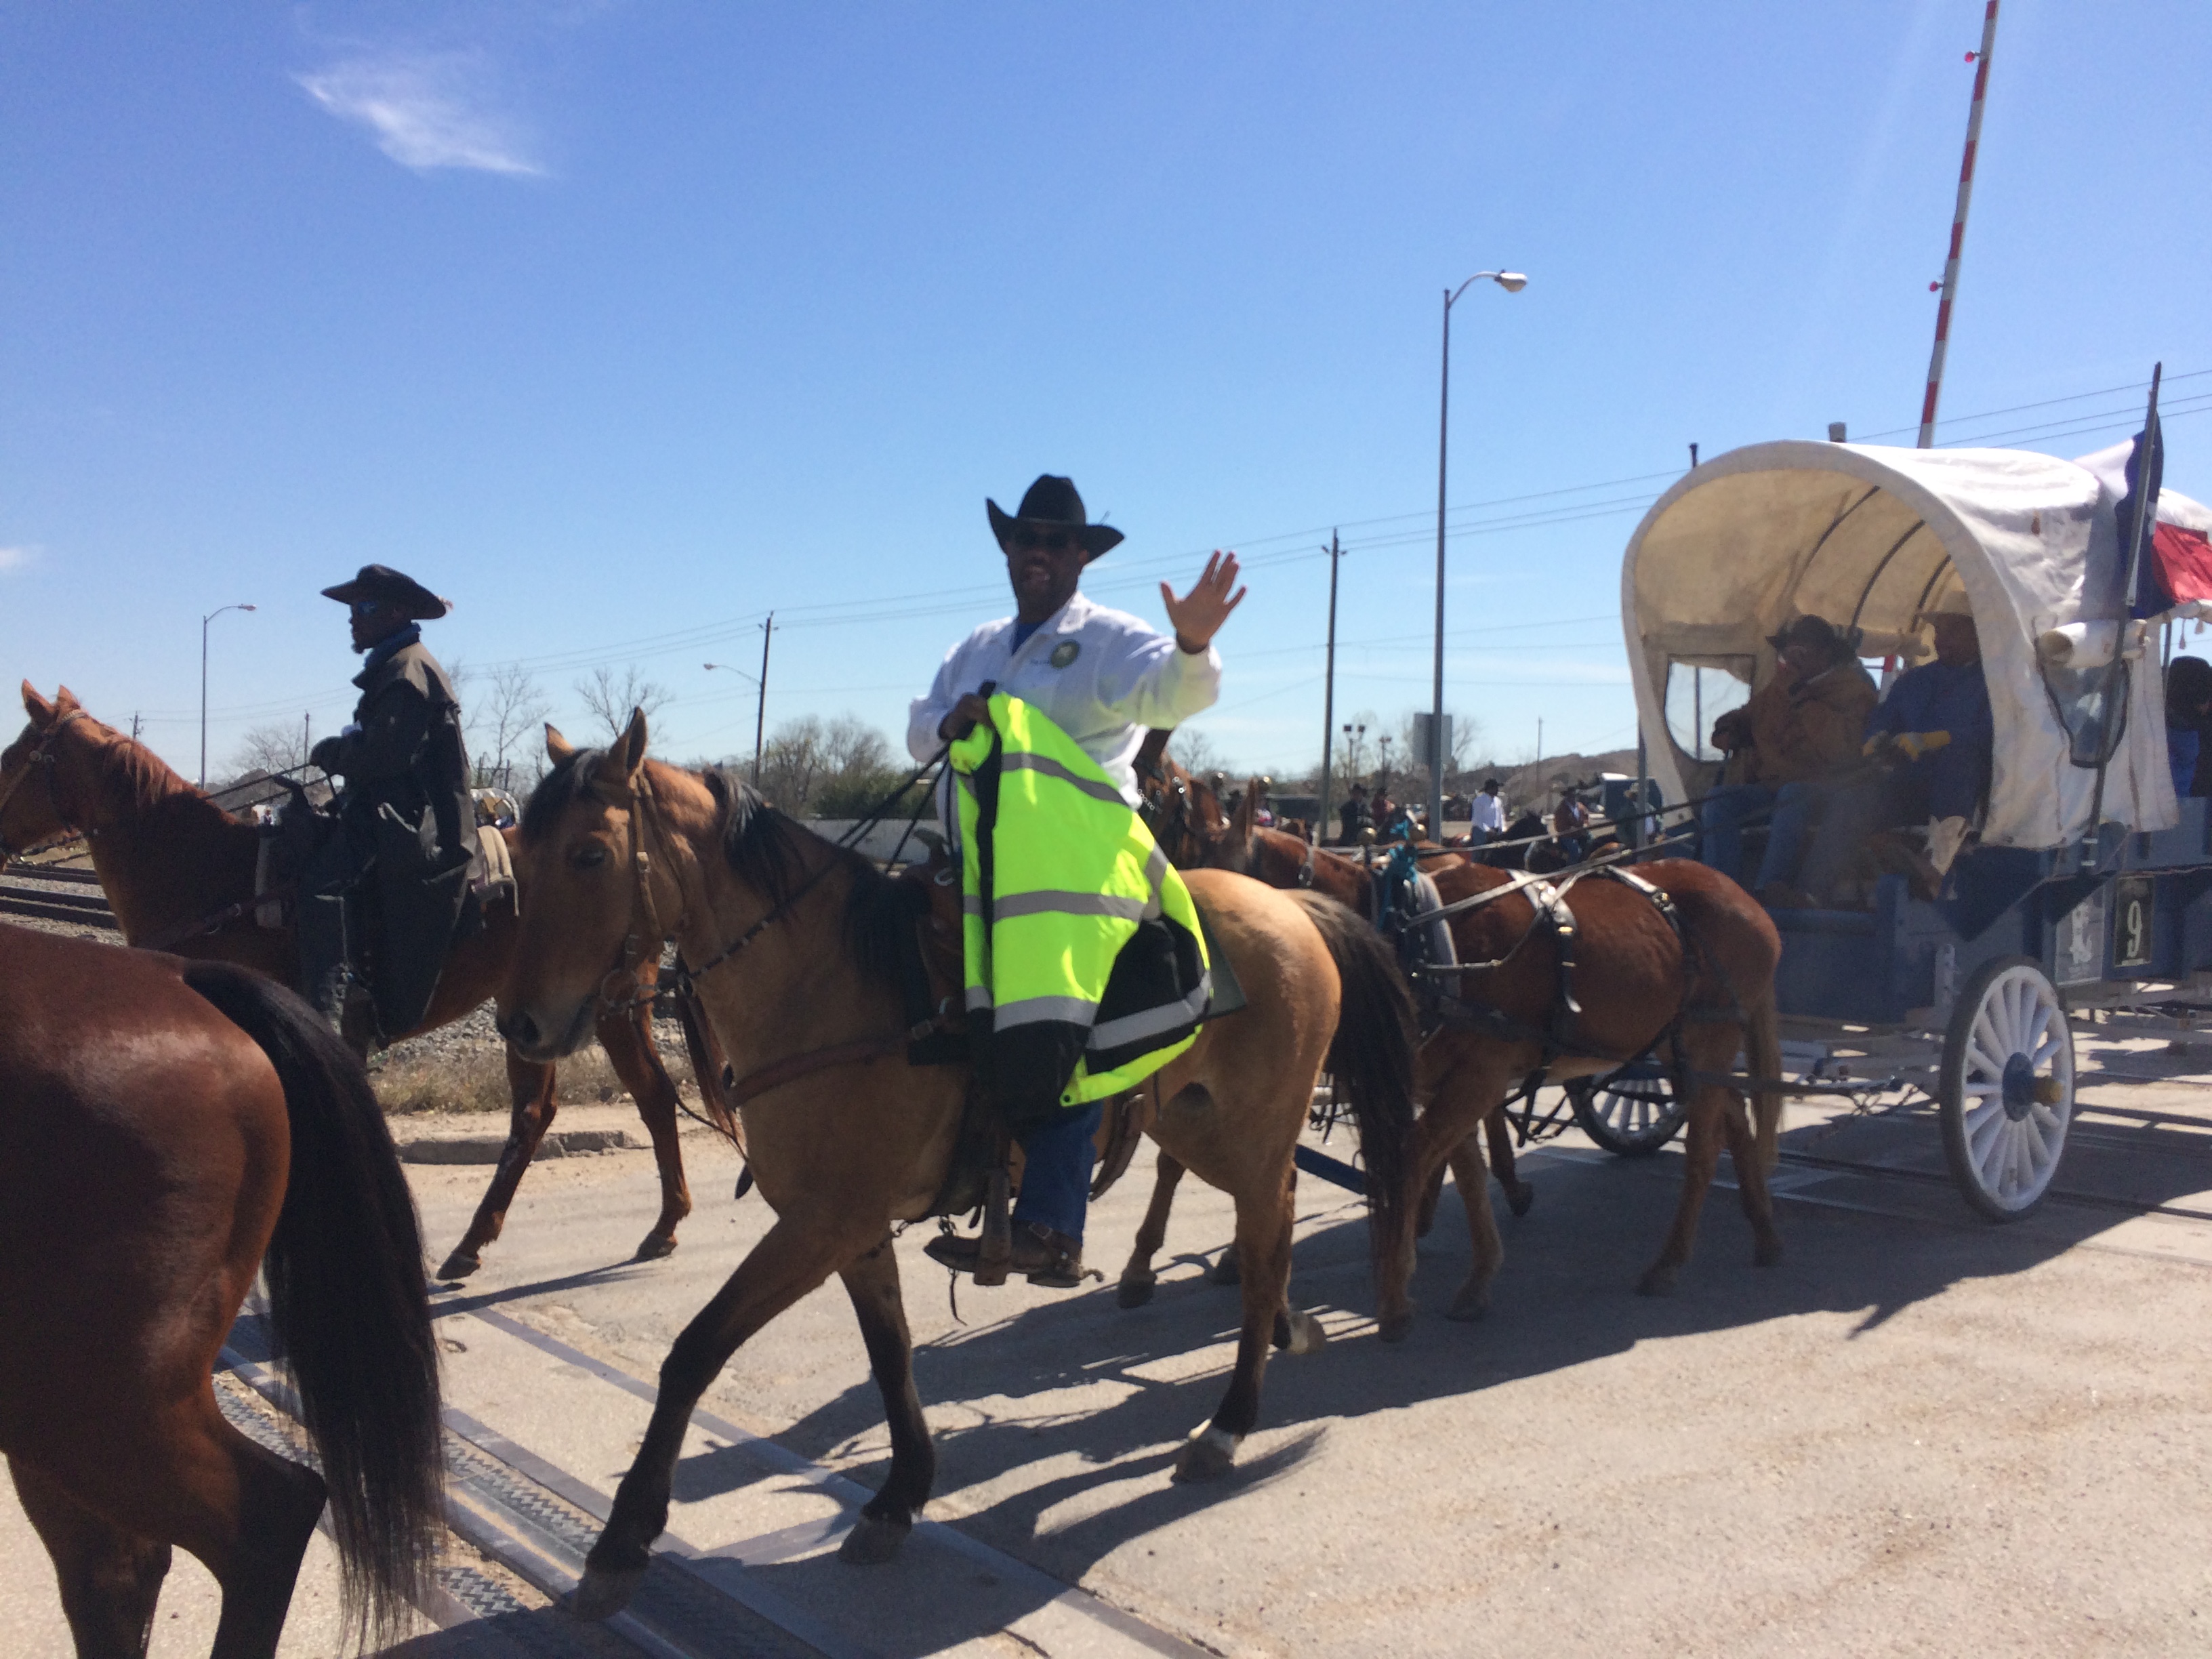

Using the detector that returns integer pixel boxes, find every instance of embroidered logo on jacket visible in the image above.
[1049,640,1081,669]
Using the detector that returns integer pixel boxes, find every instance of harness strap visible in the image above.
[724,1014,947,1107]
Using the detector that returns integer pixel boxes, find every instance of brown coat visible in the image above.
[1724,659,1878,786]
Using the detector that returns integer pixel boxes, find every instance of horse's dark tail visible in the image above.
[1283,890,1419,1297]
[182,960,442,1645]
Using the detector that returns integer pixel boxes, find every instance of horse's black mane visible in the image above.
[520,751,907,991]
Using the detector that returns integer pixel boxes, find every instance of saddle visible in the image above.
[892,848,1195,1254]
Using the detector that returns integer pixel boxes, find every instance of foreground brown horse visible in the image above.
[0,924,441,1657]
[1227,817,1785,1321]
[496,714,1417,1606]
[0,684,699,1277]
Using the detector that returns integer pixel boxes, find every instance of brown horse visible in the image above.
[1,923,441,1657]
[0,684,701,1278]
[495,714,1418,1606]
[1218,806,1785,1311]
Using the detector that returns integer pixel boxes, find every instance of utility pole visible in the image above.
[129,713,142,743]
[1316,532,1343,846]
[302,711,311,766]
[1918,0,2001,447]
[753,614,775,787]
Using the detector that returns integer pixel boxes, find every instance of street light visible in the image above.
[201,602,257,788]
[705,611,774,785]
[1429,268,1527,843]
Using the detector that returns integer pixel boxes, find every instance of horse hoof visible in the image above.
[1172,1425,1240,1483]
[1446,1286,1490,1323]
[571,1565,645,1621]
[1636,1267,1678,1297]
[838,1513,910,1565]
[1115,1275,1156,1310]
[634,1233,678,1263]
[1281,1310,1328,1355]
[1376,1309,1413,1345]
[1208,1248,1242,1287]
[1507,1183,1536,1218]
[436,1249,482,1280]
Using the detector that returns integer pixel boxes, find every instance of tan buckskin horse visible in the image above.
[495,714,1418,1605]
[0,685,701,1278]
[0,924,441,1658]
[1228,819,1787,1319]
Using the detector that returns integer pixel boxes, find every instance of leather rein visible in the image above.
[594,771,945,1109]
[0,710,89,858]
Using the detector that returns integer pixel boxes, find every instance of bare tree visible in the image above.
[575,665,673,743]
[474,664,552,790]
[757,714,909,817]
[1166,725,1235,785]
[227,721,308,781]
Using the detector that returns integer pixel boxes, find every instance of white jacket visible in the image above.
[907,590,1221,806]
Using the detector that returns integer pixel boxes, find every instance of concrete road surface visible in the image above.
[6,1033,2212,1656]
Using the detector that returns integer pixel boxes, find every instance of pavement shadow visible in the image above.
[659,1116,2201,1647]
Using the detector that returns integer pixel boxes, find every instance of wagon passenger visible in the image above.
[909,474,1244,1287]
[1799,590,1992,903]
[2165,655,2212,798]
[1698,615,1878,902]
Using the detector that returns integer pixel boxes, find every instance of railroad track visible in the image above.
[0,865,117,931]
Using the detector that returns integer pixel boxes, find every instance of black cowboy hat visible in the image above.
[986,474,1124,561]
[321,564,450,621]
[1765,613,1861,659]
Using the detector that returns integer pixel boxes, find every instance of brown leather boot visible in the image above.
[924,1223,1088,1289]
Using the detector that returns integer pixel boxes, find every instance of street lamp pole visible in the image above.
[705,612,776,787]
[1431,268,1526,842]
[200,602,257,788]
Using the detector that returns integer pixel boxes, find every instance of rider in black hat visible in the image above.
[297,565,478,1042]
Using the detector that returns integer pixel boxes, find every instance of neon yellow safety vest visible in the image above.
[949,693,1210,1112]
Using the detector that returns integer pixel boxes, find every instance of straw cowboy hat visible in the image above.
[987,475,1124,561]
[320,564,451,621]
[1915,586,1975,623]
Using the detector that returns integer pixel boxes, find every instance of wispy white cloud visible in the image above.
[296,52,544,176]
[0,546,35,574]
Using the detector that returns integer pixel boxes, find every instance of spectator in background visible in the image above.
[1337,782,1374,844]
[1469,776,1507,842]
[2168,656,2212,799]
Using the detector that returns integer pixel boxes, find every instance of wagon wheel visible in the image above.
[1566,1065,1686,1157]
[1939,956,2076,1221]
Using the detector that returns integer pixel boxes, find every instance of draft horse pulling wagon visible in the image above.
[1624,419,2212,1218]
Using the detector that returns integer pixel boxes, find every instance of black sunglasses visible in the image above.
[350,600,386,620]
[1010,527,1082,554]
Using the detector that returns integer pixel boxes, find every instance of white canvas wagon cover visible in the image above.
[1621,439,2210,852]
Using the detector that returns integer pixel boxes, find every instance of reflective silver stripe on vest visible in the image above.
[1088,975,1212,1051]
[964,890,1149,922]
[999,750,1128,808]
[1141,841,1169,921]
[989,993,1103,1030]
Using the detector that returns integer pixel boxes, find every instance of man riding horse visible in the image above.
[298,564,478,1042]
[908,474,1244,1287]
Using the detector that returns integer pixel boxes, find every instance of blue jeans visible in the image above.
[1699,785,1774,886]
[1702,781,1824,893]
[1012,1100,1102,1242]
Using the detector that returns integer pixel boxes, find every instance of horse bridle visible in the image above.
[0,710,89,857]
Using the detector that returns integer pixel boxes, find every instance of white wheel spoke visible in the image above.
[1971,1007,2004,1068]
[1963,1081,2003,1099]
[2032,1033,2064,1068]
[1967,1039,2007,1081]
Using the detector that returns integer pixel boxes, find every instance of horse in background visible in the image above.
[0,684,714,1279]
[0,924,441,1657]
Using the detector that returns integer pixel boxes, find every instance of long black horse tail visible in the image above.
[1282,889,1419,1291]
[182,960,442,1644]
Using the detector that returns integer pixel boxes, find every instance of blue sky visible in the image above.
[5,2,2209,785]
